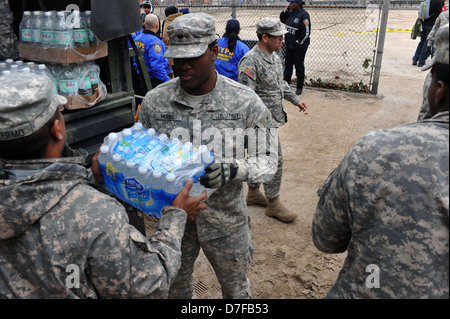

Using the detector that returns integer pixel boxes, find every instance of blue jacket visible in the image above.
[215,37,250,81]
[134,30,171,82]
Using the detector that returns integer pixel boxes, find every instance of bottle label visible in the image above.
[21,29,33,42]
[74,29,89,43]
[54,31,74,46]
[41,30,54,44]
[59,79,78,94]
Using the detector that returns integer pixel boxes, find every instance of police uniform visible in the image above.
[312,25,449,298]
[138,13,277,299]
[0,73,188,298]
[280,0,311,93]
[238,18,302,201]
[134,30,171,87]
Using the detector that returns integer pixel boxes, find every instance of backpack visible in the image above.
[418,0,432,21]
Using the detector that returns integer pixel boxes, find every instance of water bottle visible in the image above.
[25,62,36,73]
[73,11,89,48]
[128,128,158,165]
[78,65,92,97]
[57,65,79,96]
[85,11,96,46]
[104,132,119,150]
[31,11,44,46]
[20,67,31,73]
[162,172,179,206]
[0,63,6,73]
[5,59,14,69]
[107,153,127,201]
[150,170,164,216]
[88,62,100,91]
[41,11,55,48]
[19,11,33,43]
[98,144,114,191]
[37,64,58,94]
[9,65,19,74]
[1,70,11,77]
[14,60,24,70]
[53,11,74,49]
[123,160,138,203]
[150,138,183,172]
[134,165,153,212]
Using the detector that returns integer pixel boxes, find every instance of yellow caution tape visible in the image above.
[332,29,411,36]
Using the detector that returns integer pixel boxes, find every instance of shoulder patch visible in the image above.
[304,19,310,27]
[243,67,256,79]
[153,44,162,54]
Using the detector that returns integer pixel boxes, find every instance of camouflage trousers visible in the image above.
[168,217,254,299]
[248,132,283,200]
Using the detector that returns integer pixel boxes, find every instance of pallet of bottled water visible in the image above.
[98,123,214,218]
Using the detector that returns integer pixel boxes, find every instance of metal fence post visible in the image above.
[232,0,237,20]
[370,0,389,94]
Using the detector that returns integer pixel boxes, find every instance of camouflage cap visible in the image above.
[422,23,449,71]
[164,12,217,59]
[256,18,288,37]
[0,73,67,141]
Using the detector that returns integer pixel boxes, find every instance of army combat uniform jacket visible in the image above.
[138,73,277,242]
[238,44,302,128]
[312,111,449,298]
[0,148,187,298]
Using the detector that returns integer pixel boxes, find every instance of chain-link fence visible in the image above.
[144,1,397,93]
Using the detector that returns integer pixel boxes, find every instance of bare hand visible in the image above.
[91,147,103,183]
[297,101,307,113]
[285,4,290,11]
[172,179,207,222]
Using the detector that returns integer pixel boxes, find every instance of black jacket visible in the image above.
[280,7,311,49]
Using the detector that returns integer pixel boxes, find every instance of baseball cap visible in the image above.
[140,0,152,9]
[422,24,449,71]
[256,18,288,36]
[0,73,67,141]
[287,0,304,3]
[164,12,217,59]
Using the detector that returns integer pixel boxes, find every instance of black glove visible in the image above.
[426,46,432,57]
[199,160,238,189]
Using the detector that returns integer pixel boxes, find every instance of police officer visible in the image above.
[238,18,307,223]
[312,24,449,298]
[280,0,311,95]
[0,73,207,298]
[134,13,171,88]
[137,13,278,299]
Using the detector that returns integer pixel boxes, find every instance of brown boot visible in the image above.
[246,186,268,207]
[265,197,297,223]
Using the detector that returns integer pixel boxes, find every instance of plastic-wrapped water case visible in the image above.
[98,123,214,218]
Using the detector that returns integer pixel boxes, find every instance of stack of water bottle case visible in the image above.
[98,122,215,218]
[17,10,107,110]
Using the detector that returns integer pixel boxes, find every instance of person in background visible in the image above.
[412,0,444,67]
[137,13,278,299]
[0,0,19,61]
[215,19,250,81]
[0,73,207,298]
[162,5,182,78]
[179,7,190,15]
[238,18,307,223]
[280,0,311,95]
[417,2,448,121]
[134,14,171,88]
[312,24,449,298]
[140,0,153,26]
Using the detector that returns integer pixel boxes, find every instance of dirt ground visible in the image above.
[144,9,427,299]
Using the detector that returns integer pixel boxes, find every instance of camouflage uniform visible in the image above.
[138,73,277,298]
[0,73,187,298]
[238,18,302,199]
[0,0,19,61]
[312,111,449,298]
[138,12,277,299]
[417,13,449,122]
